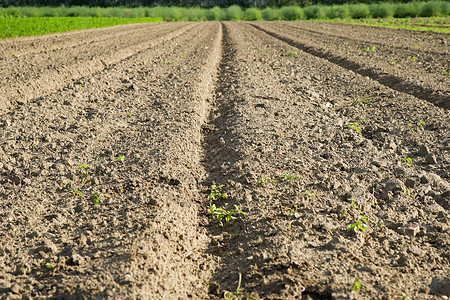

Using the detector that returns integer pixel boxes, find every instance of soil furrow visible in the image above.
[200,21,449,299]
[249,23,449,110]
[0,22,197,115]
[0,22,223,299]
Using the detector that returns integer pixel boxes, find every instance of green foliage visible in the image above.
[256,176,278,187]
[0,16,162,39]
[347,122,361,132]
[304,5,327,19]
[92,190,104,207]
[224,5,243,21]
[351,278,361,293]
[261,7,279,21]
[208,183,228,202]
[363,45,376,53]
[352,94,372,106]
[114,155,125,162]
[369,3,395,18]
[207,183,244,225]
[286,49,299,56]
[348,4,370,19]
[244,7,262,21]
[348,215,368,232]
[280,6,304,20]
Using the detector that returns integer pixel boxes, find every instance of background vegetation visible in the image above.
[1,1,449,21]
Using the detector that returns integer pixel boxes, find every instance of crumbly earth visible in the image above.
[0,21,449,300]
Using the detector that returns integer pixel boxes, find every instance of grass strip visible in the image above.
[0,16,162,38]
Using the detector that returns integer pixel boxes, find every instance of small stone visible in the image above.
[418,145,430,156]
[426,154,437,165]
[208,282,220,295]
[430,277,450,297]
[405,178,418,188]
[399,222,420,236]
[10,283,20,294]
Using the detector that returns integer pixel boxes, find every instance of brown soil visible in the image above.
[0,21,449,300]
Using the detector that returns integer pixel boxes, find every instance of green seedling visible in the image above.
[286,50,299,56]
[408,56,417,62]
[401,155,412,166]
[352,94,372,106]
[283,205,300,220]
[305,191,316,197]
[444,69,450,76]
[127,113,132,117]
[350,278,361,293]
[363,45,376,53]
[282,174,299,181]
[209,204,245,226]
[339,210,349,220]
[92,190,104,207]
[348,215,368,232]
[208,183,228,202]
[256,176,278,187]
[114,155,125,162]
[223,273,243,299]
[389,60,397,65]
[69,187,82,196]
[347,122,361,132]
[349,198,361,210]
[45,263,54,269]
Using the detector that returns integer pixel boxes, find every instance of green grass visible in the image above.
[324,17,450,34]
[0,16,162,38]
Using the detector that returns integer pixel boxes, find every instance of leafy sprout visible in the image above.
[348,215,368,232]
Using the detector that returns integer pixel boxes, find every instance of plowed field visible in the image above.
[0,21,449,300]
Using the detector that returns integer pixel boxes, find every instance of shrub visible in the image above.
[327,5,349,19]
[394,2,423,18]
[304,5,328,19]
[369,3,395,18]
[244,7,262,21]
[348,4,370,19]
[224,5,243,21]
[261,7,279,21]
[280,6,304,21]
[420,1,446,17]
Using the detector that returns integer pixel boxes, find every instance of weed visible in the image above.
[444,69,450,76]
[409,119,426,134]
[352,94,372,106]
[282,174,299,181]
[348,215,368,232]
[286,49,299,56]
[223,273,243,299]
[347,122,361,132]
[389,60,397,65]
[401,154,412,166]
[401,187,411,197]
[349,198,361,210]
[363,45,376,53]
[209,204,245,225]
[69,187,82,196]
[256,176,278,187]
[408,56,417,62]
[114,155,125,162]
[350,278,361,293]
[92,189,104,207]
[305,191,316,197]
[45,263,54,269]
[208,182,228,202]
[339,210,349,220]
[283,205,300,219]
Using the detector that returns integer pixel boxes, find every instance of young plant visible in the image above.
[347,215,368,232]
[256,176,278,187]
[408,56,417,62]
[352,94,372,106]
[209,204,245,225]
[114,155,125,162]
[409,119,426,134]
[305,191,316,197]
[349,198,361,210]
[223,273,243,300]
[363,45,376,53]
[282,174,299,181]
[286,50,299,56]
[339,210,349,220]
[401,154,412,166]
[347,122,361,132]
[208,183,228,202]
[283,205,300,220]
[69,187,82,197]
[92,190,104,207]
[350,278,361,293]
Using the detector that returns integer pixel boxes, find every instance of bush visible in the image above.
[261,7,279,21]
[369,3,394,18]
[420,1,446,17]
[244,7,262,21]
[280,6,304,21]
[304,5,328,19]
[224,5,243,21]
[324,5,348,19]
[348,4,370,19]
[394,2,423,18]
